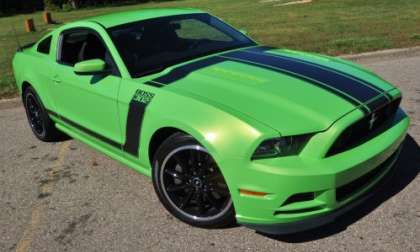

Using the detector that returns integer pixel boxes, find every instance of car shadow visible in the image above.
[259,134,419,243]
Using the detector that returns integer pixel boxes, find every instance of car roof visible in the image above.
[86,8,205,28]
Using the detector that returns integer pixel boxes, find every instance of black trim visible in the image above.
[144,81,164,88]
[17,42,36,52]
[46,109,121,149]
[336,149,398,202]
[274,206,323,215]
[281,192,315,206]
[74,70,111,76]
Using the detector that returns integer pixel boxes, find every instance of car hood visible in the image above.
[144,46,395,135]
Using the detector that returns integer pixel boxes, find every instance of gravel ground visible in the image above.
[0,53,419,252]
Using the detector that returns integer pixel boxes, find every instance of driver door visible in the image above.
[51,28,122,147]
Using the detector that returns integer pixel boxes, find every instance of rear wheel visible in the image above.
[152,133,235,228]
[23,86,64,142]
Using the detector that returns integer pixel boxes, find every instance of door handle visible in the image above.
[52,75,61,83]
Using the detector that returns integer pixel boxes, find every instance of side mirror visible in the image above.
[74,59,107,75]
[239,29,248,35]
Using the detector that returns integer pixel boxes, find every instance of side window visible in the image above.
[37,36,52,55]
[59,31,89,66]
[58,30,114,67]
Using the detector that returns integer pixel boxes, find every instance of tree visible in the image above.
[69,0,80,9]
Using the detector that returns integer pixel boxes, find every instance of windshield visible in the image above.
[107,13,256,77]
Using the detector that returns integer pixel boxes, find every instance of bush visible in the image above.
[0,0,44,15]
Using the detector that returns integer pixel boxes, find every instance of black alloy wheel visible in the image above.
[152,133,235,228]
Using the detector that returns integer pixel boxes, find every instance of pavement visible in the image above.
[1,52,419,252]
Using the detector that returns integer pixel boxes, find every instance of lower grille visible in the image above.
[327,97,401,157]
[336,150,398,202]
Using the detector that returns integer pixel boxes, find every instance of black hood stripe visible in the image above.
[146,47,392,114]
[218,54,368,113]
[222,50,381,105]
[245,46,392,101]
[151,57,226,85]
[365,95,390,112]
[147,54,367,112]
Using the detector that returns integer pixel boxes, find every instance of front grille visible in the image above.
[336,149,398,202]
[327,97,401,157]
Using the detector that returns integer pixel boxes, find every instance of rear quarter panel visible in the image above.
[13,33,58,111]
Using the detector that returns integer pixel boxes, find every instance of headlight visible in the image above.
[252,134,312,160]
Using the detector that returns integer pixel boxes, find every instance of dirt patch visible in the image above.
[55,213,94,246]
[260,0,312,6]
[276,0,312,6]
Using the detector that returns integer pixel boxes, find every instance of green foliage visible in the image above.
[411,34,420,40]
[43,0,61,11]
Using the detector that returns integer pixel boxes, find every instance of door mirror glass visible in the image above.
[74,59,106,75]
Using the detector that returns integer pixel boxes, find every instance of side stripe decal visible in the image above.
[122,89,155,157]
[47,89,155,158]
[46,109,121,149]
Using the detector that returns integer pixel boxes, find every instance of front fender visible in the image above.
[138,88,279,166]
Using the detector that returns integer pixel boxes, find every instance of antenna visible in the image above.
[11,25,22,51]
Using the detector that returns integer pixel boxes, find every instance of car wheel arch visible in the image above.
[148,127,185,167]
[147,126,221,169]
[21,81,32,98]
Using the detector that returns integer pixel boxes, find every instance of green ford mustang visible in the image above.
[13,8,409,234]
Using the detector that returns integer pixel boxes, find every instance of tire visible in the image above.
[23,86,64,142]
[152,133,235,228]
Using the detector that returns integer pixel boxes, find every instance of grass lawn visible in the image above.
[1,0,420,98]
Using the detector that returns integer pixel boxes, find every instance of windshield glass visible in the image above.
[107,13,256,77]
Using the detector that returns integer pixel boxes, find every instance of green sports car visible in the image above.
[13,8,409,234]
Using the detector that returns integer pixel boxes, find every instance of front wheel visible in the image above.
[152,133,235,228]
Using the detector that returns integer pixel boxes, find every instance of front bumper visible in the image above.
[241,147,401,234]
[220,109,409,234]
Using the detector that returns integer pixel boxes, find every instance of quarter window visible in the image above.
[37,36,52,54]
